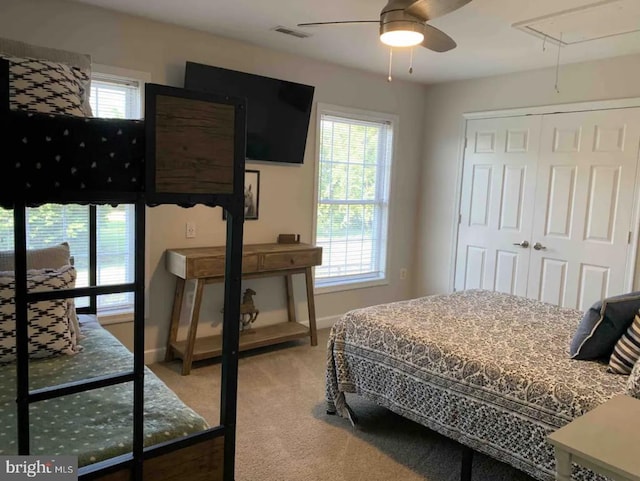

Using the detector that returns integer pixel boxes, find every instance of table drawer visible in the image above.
[187,254,259,278]
[188,257,225,278]
[241,254,259,274]
[260,249,322,271]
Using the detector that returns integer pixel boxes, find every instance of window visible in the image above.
[0,69,145,315]
[90,74,141,119]
[314,105,395,290]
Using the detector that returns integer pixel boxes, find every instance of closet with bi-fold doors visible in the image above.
[455,106,640,311]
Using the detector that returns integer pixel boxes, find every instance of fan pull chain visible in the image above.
[388,48,393,82]
[409,48,414,74]
[554,32,563,93]
[542,34,547,52]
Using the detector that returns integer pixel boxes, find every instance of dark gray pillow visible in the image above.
[570,292,640,360]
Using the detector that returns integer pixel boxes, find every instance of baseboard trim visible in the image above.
[299,314,343,330]
[145,348,165,365]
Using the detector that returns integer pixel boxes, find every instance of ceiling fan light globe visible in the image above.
[380,30,424,47]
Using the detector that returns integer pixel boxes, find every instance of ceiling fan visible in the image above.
[297,0,473,52]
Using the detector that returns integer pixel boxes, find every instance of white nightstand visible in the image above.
[547,395,640,481]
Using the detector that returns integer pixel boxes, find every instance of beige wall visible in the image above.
[418,53,640,296]
[0,0,426,355]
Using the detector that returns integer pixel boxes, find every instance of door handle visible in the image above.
[512,240,529,248]
[533,242,547,251]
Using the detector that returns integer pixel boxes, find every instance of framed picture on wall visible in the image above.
[223,169,260,221]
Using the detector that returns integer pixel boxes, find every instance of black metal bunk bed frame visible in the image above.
[2,59,246,481]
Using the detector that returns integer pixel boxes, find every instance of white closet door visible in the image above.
[526,108,640,310]
[455,116,542,295]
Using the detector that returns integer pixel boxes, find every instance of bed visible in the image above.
[326,289,630,481]
[1,37,246,481]
[0,316,209,466]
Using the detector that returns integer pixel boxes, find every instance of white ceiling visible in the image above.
[73,0,640,84]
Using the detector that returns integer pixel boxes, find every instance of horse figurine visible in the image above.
[239,288,259,332]
[220,288,259,332]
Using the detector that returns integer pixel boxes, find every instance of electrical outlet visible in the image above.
[185,222,196,239]
[400,268,407,280]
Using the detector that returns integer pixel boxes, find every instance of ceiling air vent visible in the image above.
[272,26,311,39]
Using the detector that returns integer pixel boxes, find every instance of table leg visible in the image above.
[554,447,572,481]
[165,277,185,362]
[304,267,318,346]
[285,274,296,323]
[181,279,205,376]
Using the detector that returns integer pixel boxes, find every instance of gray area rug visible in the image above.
[151,328,535,481]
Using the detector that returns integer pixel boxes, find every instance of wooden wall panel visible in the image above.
[155,95,235,195]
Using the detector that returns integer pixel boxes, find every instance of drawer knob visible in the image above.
[290,258,295,265]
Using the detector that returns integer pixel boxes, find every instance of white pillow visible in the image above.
[0,265,81,364]
[0,242,71,271]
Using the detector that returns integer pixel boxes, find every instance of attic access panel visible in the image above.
[513,0,640,45]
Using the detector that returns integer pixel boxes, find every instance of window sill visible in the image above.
[98,309,134,325]
[314,277,389,295]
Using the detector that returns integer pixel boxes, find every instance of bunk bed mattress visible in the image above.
[0,316,208,466]
[326,290,628,481]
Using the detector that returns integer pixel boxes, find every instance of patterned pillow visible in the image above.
[609,311,640,374]
[570,292,640,360]
[0,54,90,117]
[0,265,81,364]
[0,243,81,344]
[627,358,640,399]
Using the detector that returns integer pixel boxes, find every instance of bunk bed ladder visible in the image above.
[220,204,244,480]
[12,198,144,478]
[133,197,146,480]
[14,201,30,454]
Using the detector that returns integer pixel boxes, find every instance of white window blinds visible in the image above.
[0,205,134,311]
[314,111,393,287]
[89,74,139,312]
[90,75,140,119]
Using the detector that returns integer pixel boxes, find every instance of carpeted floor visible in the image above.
[150,328,535,481]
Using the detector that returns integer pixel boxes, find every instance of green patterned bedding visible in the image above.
[0,317,209,466]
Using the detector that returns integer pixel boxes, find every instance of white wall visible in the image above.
[418,53,640,297]
[0,0,426,355]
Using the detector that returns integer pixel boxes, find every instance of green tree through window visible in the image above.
[315,108,394,287]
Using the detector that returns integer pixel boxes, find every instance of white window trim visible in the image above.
[312,103,398,295]
[90,65,151,323]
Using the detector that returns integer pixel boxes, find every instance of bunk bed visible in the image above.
[0,53,246,481]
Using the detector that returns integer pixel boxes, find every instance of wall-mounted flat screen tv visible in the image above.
[184,61,315,164]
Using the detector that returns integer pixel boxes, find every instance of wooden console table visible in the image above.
[164,243,322,375]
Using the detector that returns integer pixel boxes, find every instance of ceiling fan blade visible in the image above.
[420,24,457,52]
[405,0,472,21]
[297,20,379,27]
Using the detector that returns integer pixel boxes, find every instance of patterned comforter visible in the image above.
[0,317,208,466]
[326,290,627,481]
